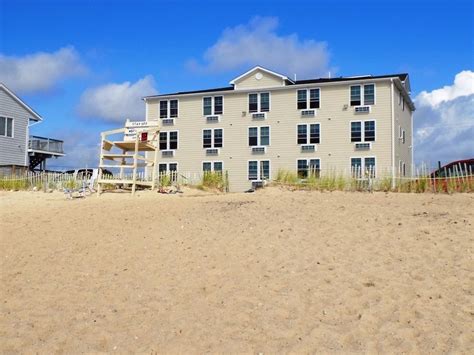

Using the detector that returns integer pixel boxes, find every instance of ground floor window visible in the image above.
[351,157,376,178]
[203,161,223,172]
[297,159,321,178]
[158,162,178,182]
[248,160,270,181]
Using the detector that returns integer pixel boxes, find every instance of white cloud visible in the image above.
[0,46,87,93]
[188,16,332,78]
[77,76,158,122]
[416,70,474,108]
[414,70,474,165]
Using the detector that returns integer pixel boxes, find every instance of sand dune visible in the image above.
[1,188,473,353]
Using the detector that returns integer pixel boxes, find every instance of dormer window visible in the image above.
[249,93,270,113]
[297,88,320,109]
[350,84,375,106]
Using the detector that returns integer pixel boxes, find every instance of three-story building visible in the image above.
[143,66,414,192]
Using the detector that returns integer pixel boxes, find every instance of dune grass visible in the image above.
[273,169,473,193]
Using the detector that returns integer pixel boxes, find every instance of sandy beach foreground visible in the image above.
[1,188,473,353]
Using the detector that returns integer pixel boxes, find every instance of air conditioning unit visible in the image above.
[206,115,220,123]
[251,146,266,154]
[354,106,371,113]
[354,142,371,150]
[161,150,174,157]
[162,118,174,125]
[205,148,219,156]
[301,144,316,152]
[252,112,266,120]
[301,110,316,117]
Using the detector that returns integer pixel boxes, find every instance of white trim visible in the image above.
[390,79,396,188]
[159,130,179,150]
[0,116,14,138]
[202,95,224,116]
[297,123,321,145]
[248,125,271,147]
[350,156,377,178]
[247,92,271,113]
[247,159,271,181]
[202,160,224,172]
[230,66,290,86]
[349,83,376,106]
[27,149,65,157]
[158,162,179,172]
[202,127,224,149]
[296,157,321,177]
[350,119,376,143]
[296,87,321,110]
[159,98,179,119]
[0,83,42,121]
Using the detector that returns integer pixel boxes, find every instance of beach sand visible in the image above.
[1,187,473,353]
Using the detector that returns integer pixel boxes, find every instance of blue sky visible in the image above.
[1,0,473,169]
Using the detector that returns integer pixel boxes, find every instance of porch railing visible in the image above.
[29,136,64,154]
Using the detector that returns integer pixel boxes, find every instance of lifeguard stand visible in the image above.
[97,119,160,195]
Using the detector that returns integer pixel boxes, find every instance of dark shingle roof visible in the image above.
[144,73,409,98]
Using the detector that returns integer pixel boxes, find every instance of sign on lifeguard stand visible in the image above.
[124,119,160,141]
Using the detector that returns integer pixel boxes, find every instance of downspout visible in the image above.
[390,79,395,188]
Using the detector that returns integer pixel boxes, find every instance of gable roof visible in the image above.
[0,83,42,121]
[229,66,294,85]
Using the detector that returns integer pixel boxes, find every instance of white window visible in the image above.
[297,159,321,178]
[159,162,178,172]
[203,96,223,116]
[158,162,178,182]
[401,129,406,144]
[351,120,375,142]
[248,160,270,181]
[297,88,320,109]
[297,124,320,144]
[0,117,13,138]
[159,99,179,118]
[203,161,223,172]
[351,157,376,178]
[203,128,223,148]
[248,126,270,146]
[350,84,375,106]
[159,131,178,150]
[248,92,270,113]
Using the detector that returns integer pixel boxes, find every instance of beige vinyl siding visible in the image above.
[147,80,396,192]
[234,69,284,90]
[394,88,413,176]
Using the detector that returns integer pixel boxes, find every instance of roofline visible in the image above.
[0,83,43,121]
[229,65,292,85]
[144,74,413,108]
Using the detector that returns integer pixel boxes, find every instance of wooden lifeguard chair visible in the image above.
[97,119,160,195]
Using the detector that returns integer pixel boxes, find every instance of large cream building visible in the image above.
[144,66,414,192]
